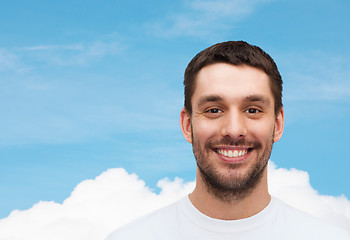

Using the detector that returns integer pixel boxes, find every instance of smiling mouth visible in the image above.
[215,148,251,158]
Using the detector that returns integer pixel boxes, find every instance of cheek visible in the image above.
[247,120,275,140]
[192,120,218,141]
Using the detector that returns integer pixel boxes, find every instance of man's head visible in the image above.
[180,41,284,201]
[184,41,283,116]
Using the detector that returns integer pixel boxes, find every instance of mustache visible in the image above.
[205,136,262,149]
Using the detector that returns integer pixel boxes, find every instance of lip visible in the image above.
[214,146,252,164]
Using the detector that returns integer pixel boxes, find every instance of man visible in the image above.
[106,41,350,239]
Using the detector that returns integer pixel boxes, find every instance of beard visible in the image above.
[192,130,274,202]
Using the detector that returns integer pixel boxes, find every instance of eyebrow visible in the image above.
[196,94,271,108]
[243,95,271,106]
[197,95,224,108]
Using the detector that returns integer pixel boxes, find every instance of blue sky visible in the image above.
[0,0,349,219]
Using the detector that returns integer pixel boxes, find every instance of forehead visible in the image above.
[192,63,274,106]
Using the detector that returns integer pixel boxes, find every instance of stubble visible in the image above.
[192,131,274,202]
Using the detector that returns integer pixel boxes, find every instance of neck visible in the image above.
[189,167,270,220]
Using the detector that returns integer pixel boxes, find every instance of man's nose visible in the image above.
[220,111,247,138]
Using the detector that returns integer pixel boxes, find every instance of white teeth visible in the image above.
[217,149,248,158]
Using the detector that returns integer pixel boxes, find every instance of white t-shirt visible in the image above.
[106,196,350,240]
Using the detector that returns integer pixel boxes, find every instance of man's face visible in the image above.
[180,63,284,200]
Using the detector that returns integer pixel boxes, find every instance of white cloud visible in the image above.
[278,51,350,123]
[20,40,125,66]
[0,49,29,73]
[268,162,350,231]
[0,163,349,240]
[147,0,274,38]
[0,79,182,146]
[0,49,19,72]
[280,51,350,102]
[189,0,269,16]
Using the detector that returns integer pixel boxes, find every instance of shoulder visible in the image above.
[105,199,181,240]
[273,197,350,239]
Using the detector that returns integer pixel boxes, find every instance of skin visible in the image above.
[180,63,284,220]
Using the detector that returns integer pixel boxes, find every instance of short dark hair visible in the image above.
[184,41,283,115]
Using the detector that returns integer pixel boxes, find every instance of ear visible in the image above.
[180,108,193,143]
[273,107,284,143]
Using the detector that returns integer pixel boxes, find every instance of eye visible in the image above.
[245,108,261,114]
[207,108,222,114]
[203,108,224,118]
